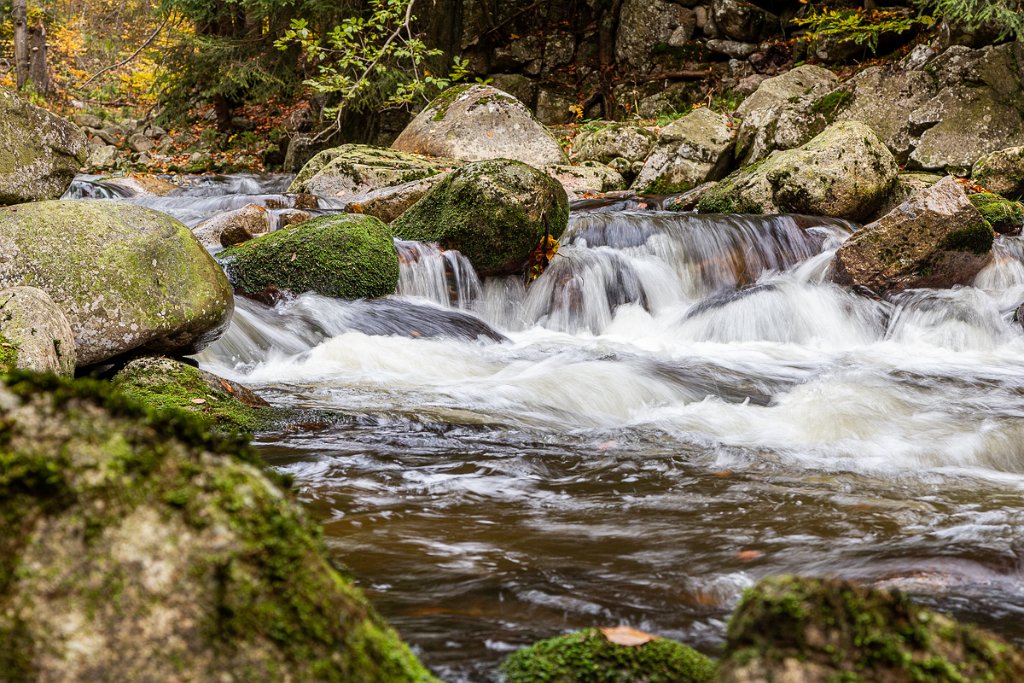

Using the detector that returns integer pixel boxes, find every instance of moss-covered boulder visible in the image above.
[0,372,438,682]
[500,627,715,683]
[969,192,1024,235]
[391,159,569,276]
[391,84,569,168]
[219,214,399,300]
[719,576,1024,682]
[0,88,88,205]
[0,286,76,376]
[287,144,453,198]
[0,200,233,366]
[112,356,273,433]
[973,146,1024,199]
[832,176,994,295]
[698,121,898,221]
[632,107,735,194]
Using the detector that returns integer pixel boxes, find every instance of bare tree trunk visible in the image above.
[12,0,30,90]
[29,18,51,94]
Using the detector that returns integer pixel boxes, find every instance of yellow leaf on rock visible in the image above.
[600,626,657,647]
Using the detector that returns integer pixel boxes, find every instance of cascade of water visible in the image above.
[395,240,481,308]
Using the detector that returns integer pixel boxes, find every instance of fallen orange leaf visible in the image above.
[600,626,657,647]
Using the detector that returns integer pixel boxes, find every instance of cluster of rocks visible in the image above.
[73,111,176,171]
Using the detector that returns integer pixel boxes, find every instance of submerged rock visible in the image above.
[972,146,1024,199]
[633,107,735,194]
[0,200,233,366]
[391,84,568,168]
[193,203,272,249]
[0,372,438,682]
[219,214,399,300]
[500,627,715,683]
[699,121,898,220]
[391,159,569,276]
[112,356,273,432]
[0,89,88,205]
[832,176,994,294]
[102,174,179,197]
[720,575,1024,682]
[287,144,452,198]
[0,286,76,376]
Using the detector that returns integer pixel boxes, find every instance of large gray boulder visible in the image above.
[0,200,233,366]
[699,121,898,220]
[734,65,840,165]
[287,144,451,198]
[831,176,994,294]
[972,146,1024,199]
[633,107,735,194]
[835,43,1024,171]
[0,373,439,682]
[0,88,88,205]
[832,66,937,162]
[0,286,76,376]
[391,159,569,276]
[391,85,568,168]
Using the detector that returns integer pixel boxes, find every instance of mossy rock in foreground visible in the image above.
[719,576,1024,683]
[0,371,438,683]
[219,213,400,300]
[499,627,716,683]
[391,158,570,276]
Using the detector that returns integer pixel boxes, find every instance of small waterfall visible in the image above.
[395,240,481,309]
[63,177,132,199]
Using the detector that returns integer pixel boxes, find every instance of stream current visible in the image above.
[69,175,1024,681]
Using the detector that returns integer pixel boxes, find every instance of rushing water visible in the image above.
[69,175,1024,681]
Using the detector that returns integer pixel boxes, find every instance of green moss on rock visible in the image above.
[500,627,715,683]
[112,356,276,434]
[0,333,18,371]
[969,192,1024,236]
[720,576,1024,683]
[0,371,439,682]
[219,214,399,299]
[391,159,569,276]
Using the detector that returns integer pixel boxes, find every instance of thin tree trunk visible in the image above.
[12,0,29,90]
[29,18,50,94]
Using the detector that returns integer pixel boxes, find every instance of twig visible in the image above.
[648,69,712,80]
[79,14,170,88]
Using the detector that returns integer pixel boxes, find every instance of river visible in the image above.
[68,174,1024,681]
